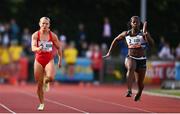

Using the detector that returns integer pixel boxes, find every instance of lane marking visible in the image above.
[0,103,16,114]
[17,90,88,113]
[76,96,153,113]
[54,90,154,113]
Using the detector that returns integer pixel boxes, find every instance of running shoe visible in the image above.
[126,90,132,97]
[37,104,44,111]
[134,91,142,101]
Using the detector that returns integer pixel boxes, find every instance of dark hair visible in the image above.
[127,16,143,30]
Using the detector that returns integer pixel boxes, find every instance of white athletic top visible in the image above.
[125,31,147,49]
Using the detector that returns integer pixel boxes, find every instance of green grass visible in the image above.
[148,89,180,96]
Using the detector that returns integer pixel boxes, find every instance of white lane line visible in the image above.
[54,90,154,113]
[78,96,154,113]
[0,103,16,114]
[17,90,88,113]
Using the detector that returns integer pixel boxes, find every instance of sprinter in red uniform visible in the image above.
[31,17,62,110]
[103,16,154,101]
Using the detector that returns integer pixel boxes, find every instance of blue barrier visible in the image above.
[175,62,180,80]
[55,58,93,81]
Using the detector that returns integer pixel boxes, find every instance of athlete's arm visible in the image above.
[31,32,43,52]
[103,31,127,58]
[143,22,154,47]
[51,33,62,68]
[144,32,154,47]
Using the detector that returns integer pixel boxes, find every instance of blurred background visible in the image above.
[0,0,180,90]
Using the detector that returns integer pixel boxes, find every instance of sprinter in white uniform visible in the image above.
[103,16,154,101]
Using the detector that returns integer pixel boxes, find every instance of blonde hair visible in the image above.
[39,17,51,23]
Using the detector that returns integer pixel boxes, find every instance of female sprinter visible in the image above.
[31,17,62,110]
[103,16,154,101]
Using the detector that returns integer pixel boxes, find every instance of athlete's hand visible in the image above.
[143,21,147,33]
[38,45,43,51]
[58,60,62,68]
[103,52,110,58]
[143,32,148,38]
[143,21,148,40]
[143,21,148,37]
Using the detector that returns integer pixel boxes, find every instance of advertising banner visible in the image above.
[145,61,175,84]
[55,58,93,81]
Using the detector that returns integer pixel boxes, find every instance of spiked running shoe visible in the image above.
[37,104,44,111]
[134,91,142,101]
[126,90,132,97]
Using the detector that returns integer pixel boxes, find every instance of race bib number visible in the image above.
[39,41,53,52]
[126,35,146,48]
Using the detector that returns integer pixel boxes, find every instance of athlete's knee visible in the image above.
[46,70,55,78]
[46,76,54,82]
[126,68,134,76]
[37,77,43,86]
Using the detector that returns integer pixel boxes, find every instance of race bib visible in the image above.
[39,40,53,52]
[125,35,146,48]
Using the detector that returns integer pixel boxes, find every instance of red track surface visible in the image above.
[0,83,180,113]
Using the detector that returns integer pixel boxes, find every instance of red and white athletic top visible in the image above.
[35,31,55,66]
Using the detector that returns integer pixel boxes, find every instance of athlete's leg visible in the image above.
[125,57,136,97]
[34,60,44,104]
[134,68,146,101]
[43,59,56,91]
[45,59,56,82]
